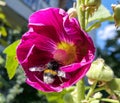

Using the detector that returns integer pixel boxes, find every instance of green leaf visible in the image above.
[108,78,120,91]
[44,91,66,103]
[3,40,20,79]
[0,13,5,20]
[114,90,120,97]
[86,5,113,32]
[0,39,8,47]
[63,93,74,103]
[0,56,4,64]
[88,4,113,23]
[39,87,75,103]
[5,56,19,79]
[0,26,7,37]
[3,40,20,55]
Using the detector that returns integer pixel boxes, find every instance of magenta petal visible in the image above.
[62,64,91,87]
[21,45,52,68]
[29,26,61,43]
[60,51,94,72]
[29,8,66,26]
[28,8,68,42]
[63,15,81,36]
[17,31,56,65]
[60,61,91,72]
[26,76,63,92]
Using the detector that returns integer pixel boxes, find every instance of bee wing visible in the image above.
[57,71,66,78]
[29,67,45,72]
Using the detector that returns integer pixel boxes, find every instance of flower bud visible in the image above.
[93,92,102,99]
[67,8,77,18]
[112,4,120,28]
[87,0,101,7]
[86,58,114,82]
[63,93,74,103]
[86,0,101,16]
[0,1,6,6]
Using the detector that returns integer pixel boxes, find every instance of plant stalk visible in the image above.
[76,1,87,103]
[76,0,86,30]
[76,79,85,103]
[100,98,119,103]
[86,81,97,100]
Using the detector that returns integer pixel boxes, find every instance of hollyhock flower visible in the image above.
[16,8,95,92]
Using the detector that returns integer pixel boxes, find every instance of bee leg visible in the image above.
[58,77,63,83]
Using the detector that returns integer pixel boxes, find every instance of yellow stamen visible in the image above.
[53,41,77,65]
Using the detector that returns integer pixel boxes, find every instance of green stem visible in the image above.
[100,98,119,103]
[94,86,106,93]
[81,0,85,4]
[86,16,113,32]
[85,8,90,27]
[76,1,87,103]
[85,0,89,5]
[76,0,86,30]
[86,81,97,100]
[86,22,100,32]
[76,79,85,103]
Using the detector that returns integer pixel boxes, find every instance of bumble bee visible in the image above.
[29,60,66,84]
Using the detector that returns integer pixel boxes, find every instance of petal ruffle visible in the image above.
[29,8,67,42]
[29,8,66,26]
[62,64,91,87]
[26,76,63,92]
[17,31,56,65]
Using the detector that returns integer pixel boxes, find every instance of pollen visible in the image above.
[53,41,77,65]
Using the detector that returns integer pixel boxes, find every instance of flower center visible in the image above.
[53,41,77,65]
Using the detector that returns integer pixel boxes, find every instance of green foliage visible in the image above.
[108,78,120,91]
[0,12,10,37]
[0,13,5,20]
[97,29,120,77]
[39,87,75,103]
[88,5,112,22]
[107,78,120,101]
[90,100,100,103]
[63,93,74,103]
[0,93,5,103]
[3,40,20,79]
[0,26,7,36]
[86,58,114,82]
[0,5,47,103]
[0,56,4,64]
[42,90,66,103]
[87,4,113,32]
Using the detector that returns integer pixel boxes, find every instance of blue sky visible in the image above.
[96,0,118,49]
[102,0,117,12]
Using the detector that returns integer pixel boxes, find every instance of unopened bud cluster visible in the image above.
[86,0,101,16]
[86,58,114,83]
[112,4,120,28]
[67,8,77,18]
[67,0,101,18]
